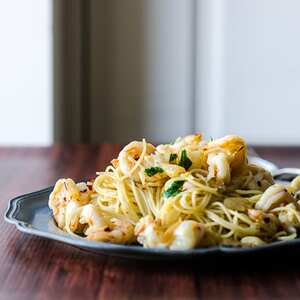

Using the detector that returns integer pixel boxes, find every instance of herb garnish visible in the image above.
[169,153,178,163]
[163,181,185,198]
[178,149,192,170]
[145,167,164,177]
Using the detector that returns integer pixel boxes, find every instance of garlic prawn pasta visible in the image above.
[49,134,300,250]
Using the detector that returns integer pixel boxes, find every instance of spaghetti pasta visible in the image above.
[48,134,300,249]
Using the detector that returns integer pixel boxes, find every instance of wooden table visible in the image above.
[1,145,300,300]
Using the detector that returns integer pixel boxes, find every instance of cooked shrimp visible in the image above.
[49,179,91,229]
[135,216,167,248]
[255,184,295,212]
[159,199,182,226]
[156,134,203,155]
[241,236,266,247]
[118,140,156,181]
[85,217,135,244]
[206,135,246,168]
[173,133,203,151]
[205,135,247,184]
[64,201,83,233]
[157,133,203,156]
[244,164,274,191]
[156,144,176,156]
[169,220,205,250]
[187,149,207,169]
[247,209,280,237]
[160,163,186,178]
[207,152,231,184]
[135,216,205,250]
[277,203,300,232]
[76,204,136,243]
[288,176,300,195]
[79,204,107,228]
[156,134,206,171]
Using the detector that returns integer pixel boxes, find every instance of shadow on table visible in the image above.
[6,233,300,276]
[104,246,300,274]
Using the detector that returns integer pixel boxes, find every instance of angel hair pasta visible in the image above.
[49,134,300,250]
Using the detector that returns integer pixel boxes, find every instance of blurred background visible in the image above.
[1,0,300,146]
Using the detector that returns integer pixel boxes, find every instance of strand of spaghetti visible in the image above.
[172,200,200,215]
[209,202,233,222]
[179,192,194,210]
[117,177,140,222]
[129,180,148,217]
[246,194,262,203]
[206,210,258,236]
[122,138,147,180]
[155,186,162,211]
[194,215,207,223]
[242,172,254,188]
[105,165,116,173]
[148,188,160,218]
[228,209,254,226]
[235,189,262,195]
[232,213,240,240]
[139,186,157,217]
[277,233,297,240]
[187,178,220,195]
[221,229,235,239]
[139,169,146,186]
[198,194,211,211]
[191,191,198,208]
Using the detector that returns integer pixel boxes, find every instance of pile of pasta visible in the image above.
[49,134,300,250]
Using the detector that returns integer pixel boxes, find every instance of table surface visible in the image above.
[1,145,300,300]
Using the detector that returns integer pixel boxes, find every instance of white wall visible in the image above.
[90,0,300,145]
[3,1,298,145]
[0,0,52,145]
[196,0,300,145]
[90,0,195,143]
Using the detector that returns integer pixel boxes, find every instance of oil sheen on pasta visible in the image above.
[48,134,300,250]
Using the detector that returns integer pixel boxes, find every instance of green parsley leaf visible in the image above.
[163,181,185,198]
[178,149,192,170]
[169,153,178,163]
[145,167,164,177]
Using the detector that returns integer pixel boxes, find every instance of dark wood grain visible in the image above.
[1,145,300,300]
